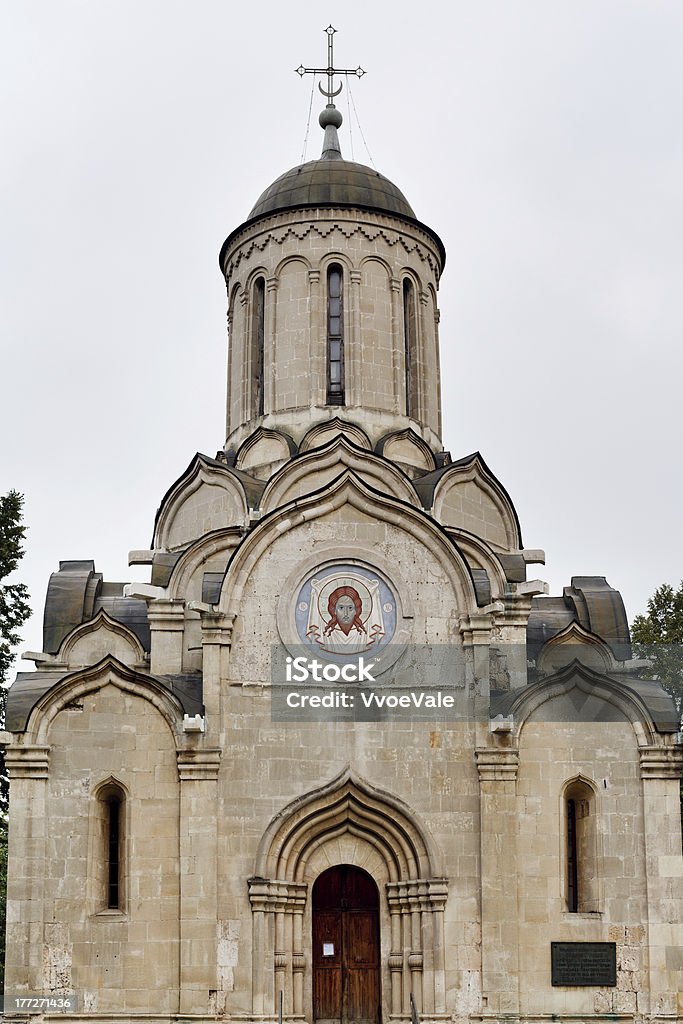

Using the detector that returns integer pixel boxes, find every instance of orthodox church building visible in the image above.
[3,34,682,1024]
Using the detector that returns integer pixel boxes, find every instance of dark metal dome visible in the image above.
[248,158,417,221]
[219,112,445,272]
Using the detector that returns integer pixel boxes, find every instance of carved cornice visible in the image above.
[475,747,520,782]
[248,878,308,914]
[386,878,448,913]
[177,748,222,781]
[5,745,50,779]
[147,600,186,632]
[639,744,683,780]
[199,611,236,647]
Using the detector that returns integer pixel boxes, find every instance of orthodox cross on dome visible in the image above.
[295,25,365,105]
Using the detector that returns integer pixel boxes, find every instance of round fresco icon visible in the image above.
[295,564,397,655]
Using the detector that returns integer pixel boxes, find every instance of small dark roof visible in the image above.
[5,672,67,732]
[42,560,150,656]
[528,576,631,660]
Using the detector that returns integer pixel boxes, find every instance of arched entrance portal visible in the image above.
[249,769,448,1021]
[313,866,380,1024]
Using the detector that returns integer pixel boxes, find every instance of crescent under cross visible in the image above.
[295,25,365,105]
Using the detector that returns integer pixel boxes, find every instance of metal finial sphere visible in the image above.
[319,106,343,129]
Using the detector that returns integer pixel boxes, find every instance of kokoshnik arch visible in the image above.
[3,26,682,1024]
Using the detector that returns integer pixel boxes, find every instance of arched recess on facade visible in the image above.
[560,773,602,914]
[507,660,660,747]
[396,268,422,423]
[23,656,185,747]
[226,281,246,437]
[248,767,448,1022]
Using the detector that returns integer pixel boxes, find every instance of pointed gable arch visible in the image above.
[235,426,298,479]
[431,452,522,551]
[444,528,508,599]
[256,766,442,882]
[375,428,437,475]
[166,526,243,602]
[56,609,147,670]
[536,621,616,677]
[299,417,371,453]
[218,468,477,620]
[259,435,419,513]
[153,454,250,551]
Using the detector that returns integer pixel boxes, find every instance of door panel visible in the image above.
[312,866,380,1024]
[313,909,342,1023]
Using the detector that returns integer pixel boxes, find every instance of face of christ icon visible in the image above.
[300,568,392,654]
[323,586,366,637]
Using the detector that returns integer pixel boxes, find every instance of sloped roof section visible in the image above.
[528,576,631,660]
[6,667,202,733]
[43,561,148,655]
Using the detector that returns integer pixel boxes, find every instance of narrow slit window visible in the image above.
[564,781,598,913]
[107,797,121,909]
[252,277,265,417]
[95,781,126,913]
[327,266,344,405]
[567,798,578,913]
[403,279,418,417]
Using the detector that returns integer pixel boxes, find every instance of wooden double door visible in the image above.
[312,866,381,1024]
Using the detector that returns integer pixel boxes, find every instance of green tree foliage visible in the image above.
[0,816,6,993]
[0,490,32,814]
[632,581,683,844]
[631,581,683,727]
[0,490,31,994]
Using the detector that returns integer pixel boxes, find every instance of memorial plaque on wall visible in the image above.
[551,942,617,986]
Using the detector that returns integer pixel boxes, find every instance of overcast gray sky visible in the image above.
[2,0,682,665]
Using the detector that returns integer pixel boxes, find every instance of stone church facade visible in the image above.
[3,75,682,1024]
